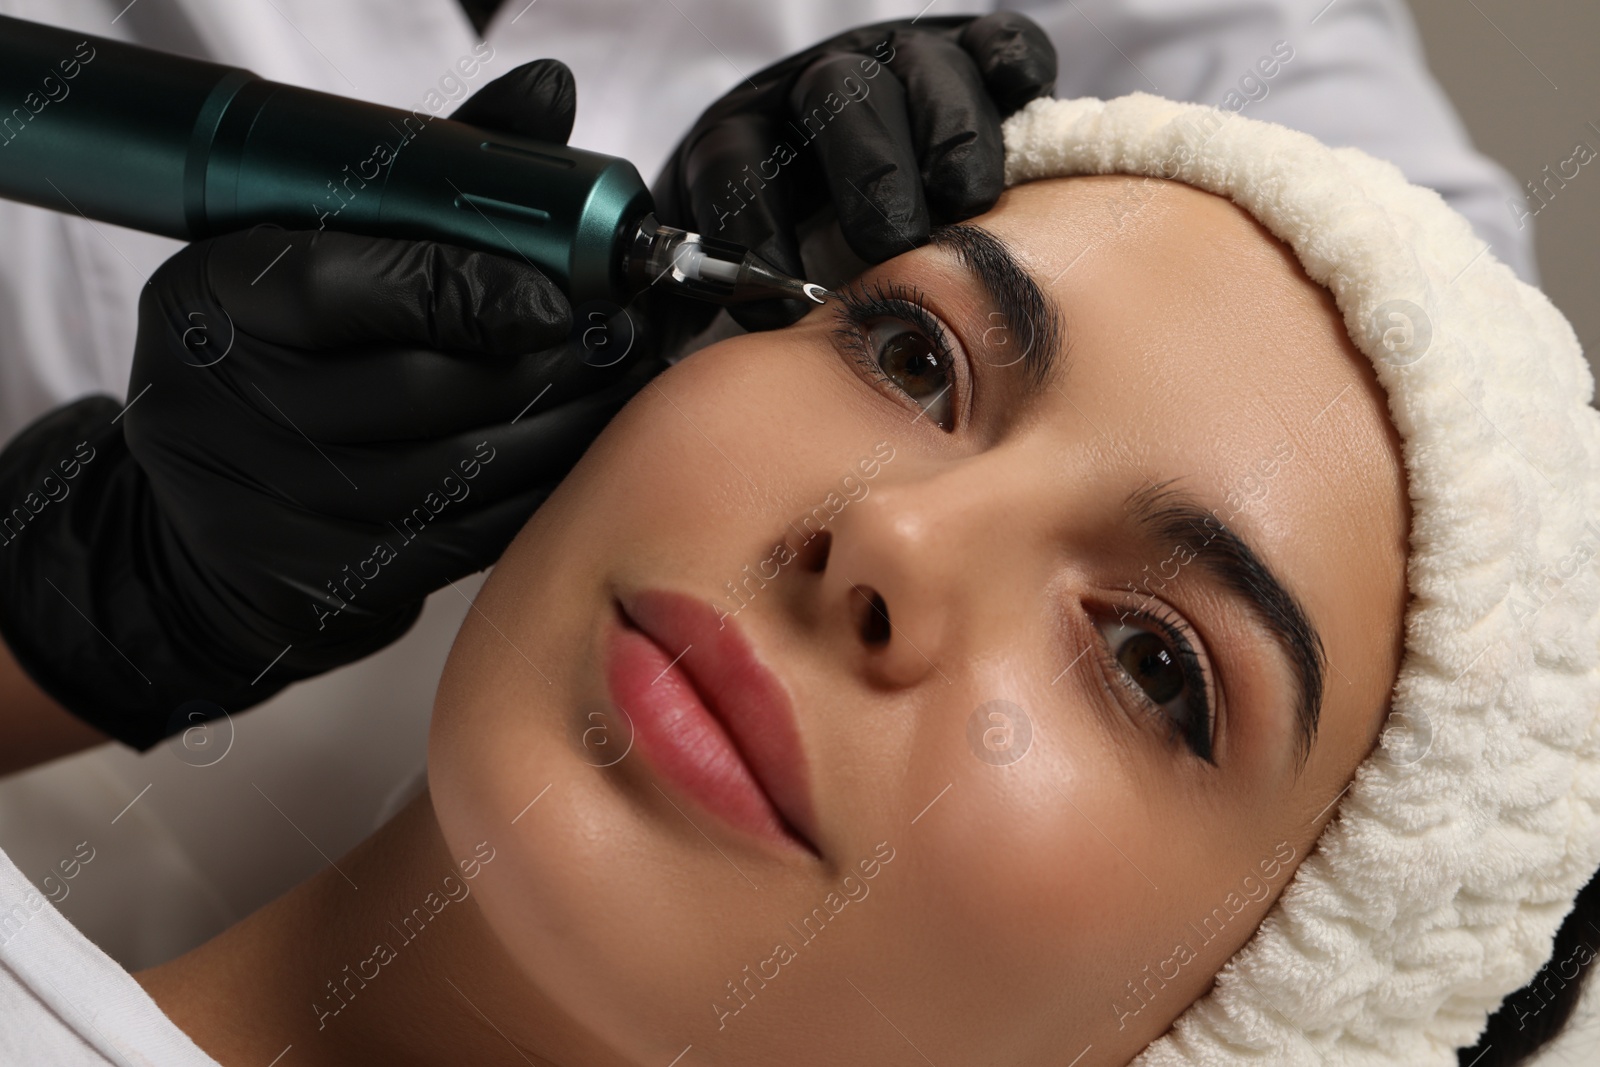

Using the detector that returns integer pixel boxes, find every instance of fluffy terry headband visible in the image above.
[999,94,1600,1063]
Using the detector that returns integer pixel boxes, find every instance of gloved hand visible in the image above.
[649,13,1056,341]
[0,59,662,750]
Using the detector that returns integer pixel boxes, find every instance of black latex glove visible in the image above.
[0,59,663,750]
[649,13,1056,341]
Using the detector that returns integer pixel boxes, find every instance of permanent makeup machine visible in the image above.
[0,14,828,311]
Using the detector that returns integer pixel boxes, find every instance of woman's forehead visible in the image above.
[960,177,1392,474]
[970,175,1400,520]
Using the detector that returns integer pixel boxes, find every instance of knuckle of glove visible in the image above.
[411,242,561,355]
[884,36,1003,219]
[806,71,928,259]
[141,243,211,348]
[210,226,333,337]
[787,50,875,115]
[134,239,238,401]
[823,18,912,62]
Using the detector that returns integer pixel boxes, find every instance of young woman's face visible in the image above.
[428,176,1410,1066]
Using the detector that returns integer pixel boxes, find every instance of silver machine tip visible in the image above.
[628,215,830,308]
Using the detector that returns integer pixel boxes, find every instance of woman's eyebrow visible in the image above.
[927,223,1067,392]
[1126,480,1327,779]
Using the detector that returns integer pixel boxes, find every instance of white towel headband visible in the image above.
[999,93,1600,1064]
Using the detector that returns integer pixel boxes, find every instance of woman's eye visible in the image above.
[831,281,964,432]
[1094,613,1216,764]
[859,318,955,429]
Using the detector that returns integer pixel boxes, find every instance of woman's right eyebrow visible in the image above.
[926,223,1068,394]
[1126,480,1328,779]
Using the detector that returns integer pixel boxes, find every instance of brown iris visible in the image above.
[1116,632,1185,705]
[875,326,946,403]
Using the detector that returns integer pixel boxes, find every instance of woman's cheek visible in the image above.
[889,728,1149,1048]
[671,326,902,489]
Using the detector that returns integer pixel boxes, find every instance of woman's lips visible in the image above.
[604,589,819,858]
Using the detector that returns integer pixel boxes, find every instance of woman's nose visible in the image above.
[801,459,1002,689]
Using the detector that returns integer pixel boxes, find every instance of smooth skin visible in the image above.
[138,175,1411,1067]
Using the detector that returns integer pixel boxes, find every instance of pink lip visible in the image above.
[604,589,818,858]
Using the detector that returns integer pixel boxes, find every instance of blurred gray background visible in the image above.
[1408,0,1600,392]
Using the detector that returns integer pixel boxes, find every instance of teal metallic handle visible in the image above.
[0,14,652,305]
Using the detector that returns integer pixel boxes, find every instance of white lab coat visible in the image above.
[0,0,1539,972]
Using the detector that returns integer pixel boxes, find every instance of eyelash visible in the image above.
[1091,601,1218,765]
[830,280,964,430]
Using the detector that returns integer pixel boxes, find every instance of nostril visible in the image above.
[854,585,891,646]
[794,529,831,573]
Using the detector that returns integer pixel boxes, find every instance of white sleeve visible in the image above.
[1002,0,1537,286]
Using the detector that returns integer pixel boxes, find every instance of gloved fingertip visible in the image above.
[450,58,577,144]
[840,190,929,263]
[922,130,1006,221]
[927,170,1004,224]
[523,57,577,137]
[960,12,1058,116]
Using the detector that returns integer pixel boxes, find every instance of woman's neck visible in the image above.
[134,788,622,1067]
